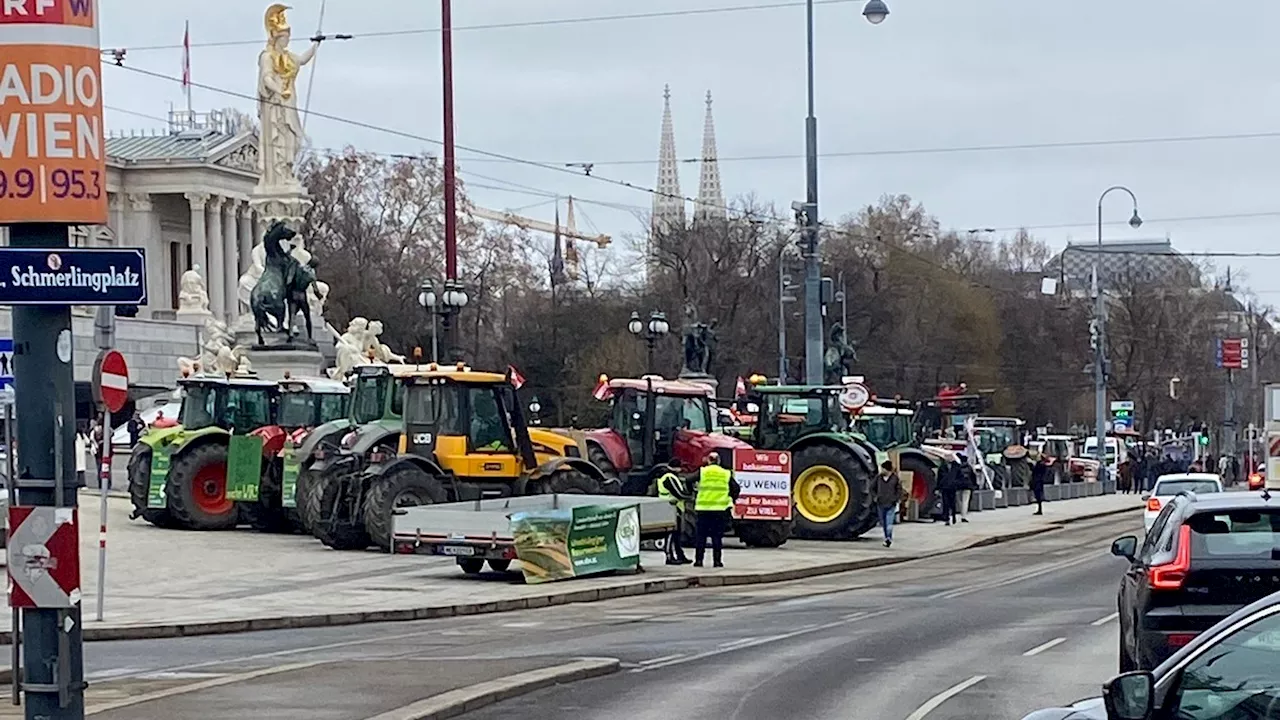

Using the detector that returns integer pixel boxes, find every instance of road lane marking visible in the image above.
[1023,637,1067,656]
[719,637,760,651]
[904,675,987,720]
[638,654,685,666]
[500,621,544,628]
[1092,612,1119,626]
[632,609,891,672]
[85,661,324,716]
[933,551,1103,600]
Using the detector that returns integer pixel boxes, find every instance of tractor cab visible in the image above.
[752,385,851,448]
[177,374,278,434]
[277,377,351,431]
[586,376,745,495]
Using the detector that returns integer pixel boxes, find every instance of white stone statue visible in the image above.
[329,317,372,379]
[257,3,319,192]
[365,320,405,363]
[308,280,329,320]
[178,265,211,314]
[179,317,252,376]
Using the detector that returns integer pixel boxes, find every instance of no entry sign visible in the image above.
[7,505,81,609]
[92,348,128,412]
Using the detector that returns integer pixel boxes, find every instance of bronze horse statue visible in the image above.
[250,221,317,345]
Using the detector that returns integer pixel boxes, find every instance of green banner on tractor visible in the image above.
[511,503,641,584]
[225,435,265,502]
[147,446,173,509]
[281,439,301,509]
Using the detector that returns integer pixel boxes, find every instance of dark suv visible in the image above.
[1112,491,1280,671]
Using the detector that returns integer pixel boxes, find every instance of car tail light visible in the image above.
[1146,497,1162,512]
[1149,525,1192,590]
[1167,633,1198,648]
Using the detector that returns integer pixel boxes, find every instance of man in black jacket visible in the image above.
[1030,451,1051,515]
[938,459,962,526]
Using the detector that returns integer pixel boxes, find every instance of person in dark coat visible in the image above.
[1030,450,1051,515]
[955,454,976,523]
[937,458,962,526]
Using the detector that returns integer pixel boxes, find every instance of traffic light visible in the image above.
[1199,434,1210,447]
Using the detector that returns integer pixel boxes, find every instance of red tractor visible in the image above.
[583,375,790,547]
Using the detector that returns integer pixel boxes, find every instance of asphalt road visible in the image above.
[78,512,1136,719]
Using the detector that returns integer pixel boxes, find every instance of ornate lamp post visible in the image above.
[418,278,469,363]
[629,310,670,375]
[1092,186,1142,476]
[528,396,542,426]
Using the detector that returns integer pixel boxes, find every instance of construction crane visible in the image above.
[469,196,608,281]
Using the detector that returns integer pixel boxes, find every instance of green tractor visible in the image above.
[850,396,944,520]
[288,365,413,533]
[743,385,880,540]
[127,373,278,530]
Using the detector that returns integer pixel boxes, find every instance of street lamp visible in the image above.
[1092,185,1141,475]
[629,310,670,375]
[419,278,469,362]
[798,0,890,384]
[529,396,541,426]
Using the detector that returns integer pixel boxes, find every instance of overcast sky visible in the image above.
[100,0,1280,301]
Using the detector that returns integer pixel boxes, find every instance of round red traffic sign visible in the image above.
[93,349,129,413]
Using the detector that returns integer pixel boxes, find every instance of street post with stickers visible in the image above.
[0,2,148,717]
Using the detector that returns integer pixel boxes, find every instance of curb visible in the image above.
[4,503,1141,644]
[360,657,620,720]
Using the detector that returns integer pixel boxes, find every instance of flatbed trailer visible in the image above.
[391,494,676,572]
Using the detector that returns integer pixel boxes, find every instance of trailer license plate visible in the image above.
[441,546,474,556]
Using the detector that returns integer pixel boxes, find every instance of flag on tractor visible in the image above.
[508,365,526,389]
[735,376,747,397]
[592,374,613,401]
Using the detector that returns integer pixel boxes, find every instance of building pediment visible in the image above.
[208,135,259,174]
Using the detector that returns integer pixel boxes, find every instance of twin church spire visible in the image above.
[652,85,726,235]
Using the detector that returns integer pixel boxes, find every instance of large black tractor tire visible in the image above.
[536,469,604,495]
[790,444,875,541]
[290,467,318,534]
[900,455,940,520]
[249,460,291,533]
[312,471,372,551]
[734,518,792,548]
[166,443,239,531]
[587,445,620,486]
[127,448,176,528]
[363,464,448,551]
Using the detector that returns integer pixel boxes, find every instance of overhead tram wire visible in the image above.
[106,0,867,53]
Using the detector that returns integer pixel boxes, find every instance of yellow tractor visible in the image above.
[318,363,613,550]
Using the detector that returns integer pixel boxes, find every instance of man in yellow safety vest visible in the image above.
[655,458,693,565]
[693,452,740,568]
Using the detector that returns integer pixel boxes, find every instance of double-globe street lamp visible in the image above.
[797,0,890,384]
[417,279,470,363]
[1092,186,1142,474]
[629,310,670,375]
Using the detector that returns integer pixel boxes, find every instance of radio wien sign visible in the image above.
[0,0,107,225]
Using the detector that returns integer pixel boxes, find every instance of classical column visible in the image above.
[185,192,209,274]
[222,200,240,322]
[107,193,124,247]
[206,195,226,319]
[238,205,254,274]
[128,193,163,315]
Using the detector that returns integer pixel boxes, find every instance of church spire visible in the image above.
[652,84,685,234]
[695,90,726,225]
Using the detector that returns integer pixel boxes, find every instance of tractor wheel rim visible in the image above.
[794,465,849,524]
[192,462,233,516]
[394,491,425,509]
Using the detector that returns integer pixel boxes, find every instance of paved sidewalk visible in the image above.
[0,490,1141,640]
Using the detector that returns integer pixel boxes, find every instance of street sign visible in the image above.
[731,449,792,521]
[839,382,870,412]
[0,0,107,226]
[0,337,13,392]
[91,349,128,413]
[0,248,146,305]
[1110,400,1135,432]
[6,506,81,609]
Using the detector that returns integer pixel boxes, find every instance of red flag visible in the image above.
[735,376,747,398]
[181,22,191,89]
[592,374,613,401]
[508,365,526,389]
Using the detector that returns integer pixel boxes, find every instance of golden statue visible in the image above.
[257,3,319,191]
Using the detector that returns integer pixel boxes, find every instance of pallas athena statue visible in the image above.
[258,3,319,191]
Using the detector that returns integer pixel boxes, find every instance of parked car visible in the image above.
[1116,490,1280,671]
[1142,473,1222,533]
[1021,587,1280,719]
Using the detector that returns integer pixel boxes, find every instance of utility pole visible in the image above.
[440,0,461,359]
[799,0,889,384]
[1093,186,1142,475]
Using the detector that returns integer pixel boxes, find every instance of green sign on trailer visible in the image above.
[281,439,302,509]
[225,435,265,502]
[511,503,640,584]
